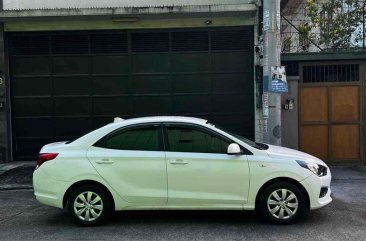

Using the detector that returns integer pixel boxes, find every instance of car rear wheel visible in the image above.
[68,185,112,226]
[259,182,306,224]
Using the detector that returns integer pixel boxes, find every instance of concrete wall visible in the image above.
[281,76,299,150]
[0,23,9,163]
[4,16,255,32]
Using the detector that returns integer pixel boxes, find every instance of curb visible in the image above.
[0,186,33,191]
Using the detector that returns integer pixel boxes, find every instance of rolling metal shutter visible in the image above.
[9,27,254,161]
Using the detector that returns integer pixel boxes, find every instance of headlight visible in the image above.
[296,160,319,175]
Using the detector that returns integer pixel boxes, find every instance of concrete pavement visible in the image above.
[0,162,35,190]
[0,165,365,241]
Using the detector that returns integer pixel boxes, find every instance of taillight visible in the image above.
[36,153,58,168]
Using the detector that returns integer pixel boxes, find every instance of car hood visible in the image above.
[265,144,327,166]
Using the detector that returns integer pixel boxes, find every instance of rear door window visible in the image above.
[94,125,161,151]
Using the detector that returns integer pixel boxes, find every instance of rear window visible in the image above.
[94,126,160,151]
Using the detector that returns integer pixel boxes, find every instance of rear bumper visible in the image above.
[33,168,68,208]
[301,170,332,210]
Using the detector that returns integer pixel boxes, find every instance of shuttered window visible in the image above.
[9,27,254,161]
[51,34,89,54]
[172,31,209,52]
[303,64,359,83]
[132,32,169,52]
[91,34,128,54]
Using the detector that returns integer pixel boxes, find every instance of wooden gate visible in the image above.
[299,62,363,164]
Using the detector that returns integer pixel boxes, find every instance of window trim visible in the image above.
[162,122,252,155]
[93,123,164,152]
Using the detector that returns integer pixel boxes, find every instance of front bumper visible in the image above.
[33,168,68,208]
[300,169,332,210]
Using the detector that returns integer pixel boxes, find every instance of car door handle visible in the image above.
[170,159,188,165]
[95,159,114,164]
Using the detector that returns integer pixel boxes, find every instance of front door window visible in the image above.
[166,126,229,154]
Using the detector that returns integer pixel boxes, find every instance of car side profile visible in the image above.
[33,116,332,226]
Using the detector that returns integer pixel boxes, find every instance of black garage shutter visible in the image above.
[9,27,254,161]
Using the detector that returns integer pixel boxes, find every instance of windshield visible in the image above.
[207,122,268,150]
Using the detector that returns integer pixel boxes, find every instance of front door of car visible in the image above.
[87,124,167,205]
[164,124,250,206]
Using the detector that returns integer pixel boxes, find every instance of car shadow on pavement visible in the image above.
[42,208,326,228]
[108,209,327,227]
[112,210,263,225]
[38,200,333,228]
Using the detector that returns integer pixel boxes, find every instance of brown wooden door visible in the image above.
[299,85,361,163]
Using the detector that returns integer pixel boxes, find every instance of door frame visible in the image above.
[161,122,250,206]
[161,122,253,155]
[299,61,365,165]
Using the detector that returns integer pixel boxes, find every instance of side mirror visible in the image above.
[227,143,242,155]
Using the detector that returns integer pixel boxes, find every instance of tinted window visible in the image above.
[167,126,229,154]
[95,126,160,151]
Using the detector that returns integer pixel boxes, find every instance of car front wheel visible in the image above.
[68,185,112,226]
[259,182,306,224]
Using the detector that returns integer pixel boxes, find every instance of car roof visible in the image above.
[113,116,208,126]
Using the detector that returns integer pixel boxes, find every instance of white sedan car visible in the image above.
[33,116,332,226]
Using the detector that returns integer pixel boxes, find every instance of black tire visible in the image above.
[259,182,306,224]
[67,185,113,226]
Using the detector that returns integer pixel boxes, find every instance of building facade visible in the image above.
[280,0,366,165]
[0,0,260,162]
[1,0,364,165]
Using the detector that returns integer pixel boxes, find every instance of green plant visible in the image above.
[303,0,366,50]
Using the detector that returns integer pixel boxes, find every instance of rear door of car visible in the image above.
[87,123,167,205]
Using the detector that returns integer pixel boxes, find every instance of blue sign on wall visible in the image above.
[263,66,288,93]
[271,78,288,92]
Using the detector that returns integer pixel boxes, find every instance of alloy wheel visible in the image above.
[267,188,299,220]
[73,191,104,222]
